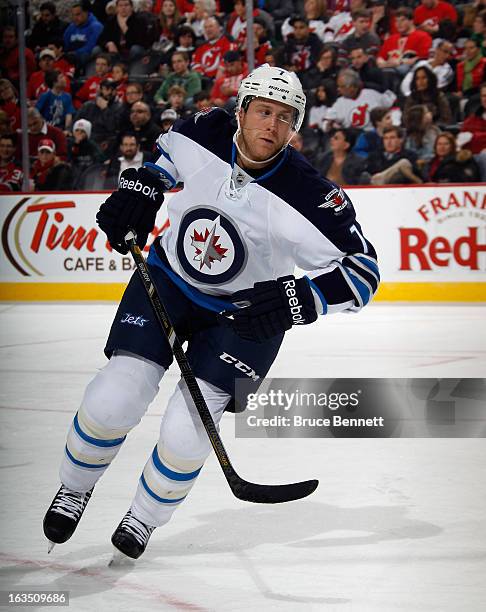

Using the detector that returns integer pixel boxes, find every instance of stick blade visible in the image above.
[231,478,319,504]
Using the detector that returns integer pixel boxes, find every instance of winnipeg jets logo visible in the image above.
[177,206,247,284]
[191,216,228,270]
[318,187,348,213]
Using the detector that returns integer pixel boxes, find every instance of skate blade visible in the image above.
[47,541,56,554]
[108,547,136,567]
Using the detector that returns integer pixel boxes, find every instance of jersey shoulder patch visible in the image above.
[264,148,355,224]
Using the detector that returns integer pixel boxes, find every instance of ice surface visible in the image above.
[0,304,485,611]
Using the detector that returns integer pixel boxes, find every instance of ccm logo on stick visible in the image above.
[119,178,159,201]
[282,279,306,324]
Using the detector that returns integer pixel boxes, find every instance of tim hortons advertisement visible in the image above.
[0,185,485,301]
[0,193,170,297]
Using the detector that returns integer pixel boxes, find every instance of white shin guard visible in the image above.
[60,351,165,492]
[131,378,231,527]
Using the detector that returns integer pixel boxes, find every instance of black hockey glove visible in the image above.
[222,276,318,343]
[96,167,166,255]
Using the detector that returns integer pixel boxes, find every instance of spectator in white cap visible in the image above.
[68,118,104,188]
[31,137,72,190]
[160,108,177,134]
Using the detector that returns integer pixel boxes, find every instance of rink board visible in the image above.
[0,184,485,302]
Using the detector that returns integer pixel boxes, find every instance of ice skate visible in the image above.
[110,510,155,562]
[43,485,93,552]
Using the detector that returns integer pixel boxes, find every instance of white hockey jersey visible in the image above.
[325,89,396,130]
[145,108,379,315]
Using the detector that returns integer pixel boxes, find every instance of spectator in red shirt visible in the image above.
[21,108,68,162]
[111,63,129,103]
[226,0,274,48]
[75,54,112,107]
[28,48,72,102]
[459,83,486,155]
[0,79,21,132]
[240,17,272,68]
[413,0,457,38]
[31,138,72,191]
[48,39,75,80]
[0,133,23,192]
[461,83,486,155]
[191,17,234,79]
[377,8,432,75]
[210,50,248,109]
[456,39,486,100]
[0,26,36,86]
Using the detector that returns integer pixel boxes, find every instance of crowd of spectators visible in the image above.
[0,0,485,192]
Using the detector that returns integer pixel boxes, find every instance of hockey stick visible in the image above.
[125,230,318,504]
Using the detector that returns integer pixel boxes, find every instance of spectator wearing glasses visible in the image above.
[127,101,160,153]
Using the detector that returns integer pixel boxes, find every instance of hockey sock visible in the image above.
[60,351,164,492]
[131,378,230,527]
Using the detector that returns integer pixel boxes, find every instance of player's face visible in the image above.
[238,99,295,163]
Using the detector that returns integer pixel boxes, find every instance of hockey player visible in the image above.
[43,65,379,560]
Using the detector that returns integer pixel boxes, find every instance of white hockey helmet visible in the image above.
[236,64,306,132]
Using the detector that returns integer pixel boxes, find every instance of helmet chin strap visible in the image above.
[233,113,294,168]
